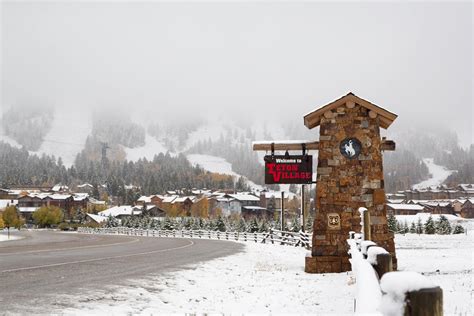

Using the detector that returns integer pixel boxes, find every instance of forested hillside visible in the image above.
[0,142,234,196]
[187,126,264,185]
[383,149,429,192]
[0,105,54,150]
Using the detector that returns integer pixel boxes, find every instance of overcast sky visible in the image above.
[1,1,472,145]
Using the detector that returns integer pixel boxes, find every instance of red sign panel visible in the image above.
[264,155,313,184]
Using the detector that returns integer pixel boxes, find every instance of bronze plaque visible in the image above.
[327,213,341,230]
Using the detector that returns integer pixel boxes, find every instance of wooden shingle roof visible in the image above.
[304,92,398,129]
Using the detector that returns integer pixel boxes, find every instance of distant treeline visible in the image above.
[0,142,235,195]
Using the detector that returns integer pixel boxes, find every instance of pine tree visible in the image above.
[105,215,119,228]
[424,215,436,234]
[435,215,452,235]
[409,222,416,233]
[291,217,300,232]
[238,218,247,232]
[387,213,397,233]
[403,221,409,234]
[259,219,269,233]
[215,216,226,232]
[452,224,465,234]
[247,218,259,233]
[416,218,423,234]
[162,217,174,230]
[305,213,313,233]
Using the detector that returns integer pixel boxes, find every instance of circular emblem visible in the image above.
[339,138,362,159]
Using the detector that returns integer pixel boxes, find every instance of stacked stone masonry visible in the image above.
[307,103,397,273]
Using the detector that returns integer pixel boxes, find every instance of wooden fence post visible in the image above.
[404,287,443,316]
[373,253,392,279]
[363,210,371,241]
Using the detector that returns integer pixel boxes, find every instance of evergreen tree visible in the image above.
[452,224,465,234]
[237,218,247,232]
[409,222,416,233]
[424,215,436,234]
[105,215,119,228]
[215,216,226,232]
[402,221,409,234]
[247,218,259,233]
[162,217,174,230]
[259,219,269,233]
[435,215,452,235]
[291,217,300,232]
[416,218,423,234]
[387,213,397,233]
[305,213,313,233]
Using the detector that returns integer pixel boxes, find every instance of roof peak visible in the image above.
[304,93,397,129]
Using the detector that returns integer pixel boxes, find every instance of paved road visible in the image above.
[0,230,243,314]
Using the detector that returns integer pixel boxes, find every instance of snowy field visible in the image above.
[32,107,92,167]
[124,134,171,162]
[62,225,473,315]
[412,158,455,190]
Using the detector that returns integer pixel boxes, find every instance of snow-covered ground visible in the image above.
[124,134,171,162]
[32,107,92,167]
[0,232,21,242]
[61,225,473,315]
[412,158,455,190]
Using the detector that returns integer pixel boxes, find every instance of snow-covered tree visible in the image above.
[305,213,313,233]
[215,216,226,232]
[452,224,465,234]
[291,217,300,232]
[387,213,397,232]
[435,215,452,235]
[105,215,119,228]
[247,218,259,233]
[409,222,416,233]
[416,218,423,234]
[259,219,269,233]
[424,215,436,234]
[237,218,247,232]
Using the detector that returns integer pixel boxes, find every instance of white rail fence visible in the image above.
[78,227,312,248]
[349,208,443,315]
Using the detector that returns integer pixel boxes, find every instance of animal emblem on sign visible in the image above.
[339,138,362,159]
[344,140,356,157]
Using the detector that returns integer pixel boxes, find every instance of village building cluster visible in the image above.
[1,182,473,227]
[0,183,298,225]
[386,184,474,218]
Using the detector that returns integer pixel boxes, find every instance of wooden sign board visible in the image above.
[264,155,313,184]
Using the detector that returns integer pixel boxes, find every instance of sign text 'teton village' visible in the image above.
[264,155,313,184]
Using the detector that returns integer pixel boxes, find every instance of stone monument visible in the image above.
[304,92,397,273]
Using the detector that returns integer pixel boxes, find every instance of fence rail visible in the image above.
[78,227,312,248]
[349,207,443,315]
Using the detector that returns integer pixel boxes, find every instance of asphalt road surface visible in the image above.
[0,230,243,314]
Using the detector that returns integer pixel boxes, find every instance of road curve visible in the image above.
[0,230,244,314]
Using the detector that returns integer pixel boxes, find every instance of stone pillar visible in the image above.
[305,99,397,273]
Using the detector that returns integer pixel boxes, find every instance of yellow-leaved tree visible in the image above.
[33,206,64,228]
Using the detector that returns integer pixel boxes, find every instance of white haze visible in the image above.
[1,1,472,146]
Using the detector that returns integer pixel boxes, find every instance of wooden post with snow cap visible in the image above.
[359,207,371,241]
[380,271,443,316]
[404,287,443,316]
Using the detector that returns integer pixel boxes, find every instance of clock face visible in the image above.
[339,138,362,159]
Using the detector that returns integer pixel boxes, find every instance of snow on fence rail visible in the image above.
[77,227,312,248]
[348,208,443,315]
